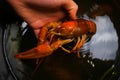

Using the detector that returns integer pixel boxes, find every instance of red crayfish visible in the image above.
[15,19,96,59]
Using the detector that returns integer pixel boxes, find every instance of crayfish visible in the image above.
[15,19,96,59]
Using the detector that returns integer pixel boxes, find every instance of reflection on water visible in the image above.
[82,15,118,60]
[90,15,118,60]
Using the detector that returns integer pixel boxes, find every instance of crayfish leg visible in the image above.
[60,46,71,53]
[71,37,81,52]
[51,39,73,50]
[39,22,59,44]
[77,51,81,58]
[39,27,48,44]
[77,34,86,49]
[76,34,87,57]
[71,35,86,57]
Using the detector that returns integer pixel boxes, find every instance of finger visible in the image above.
[33,28,41,39]
[30,20,45,29]
[63,0,78,19]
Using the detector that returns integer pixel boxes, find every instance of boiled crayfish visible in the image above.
[15,19,96,59]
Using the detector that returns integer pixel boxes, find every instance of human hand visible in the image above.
[7,0,78,38]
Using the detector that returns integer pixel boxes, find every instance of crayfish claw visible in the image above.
[15,43,53,59]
